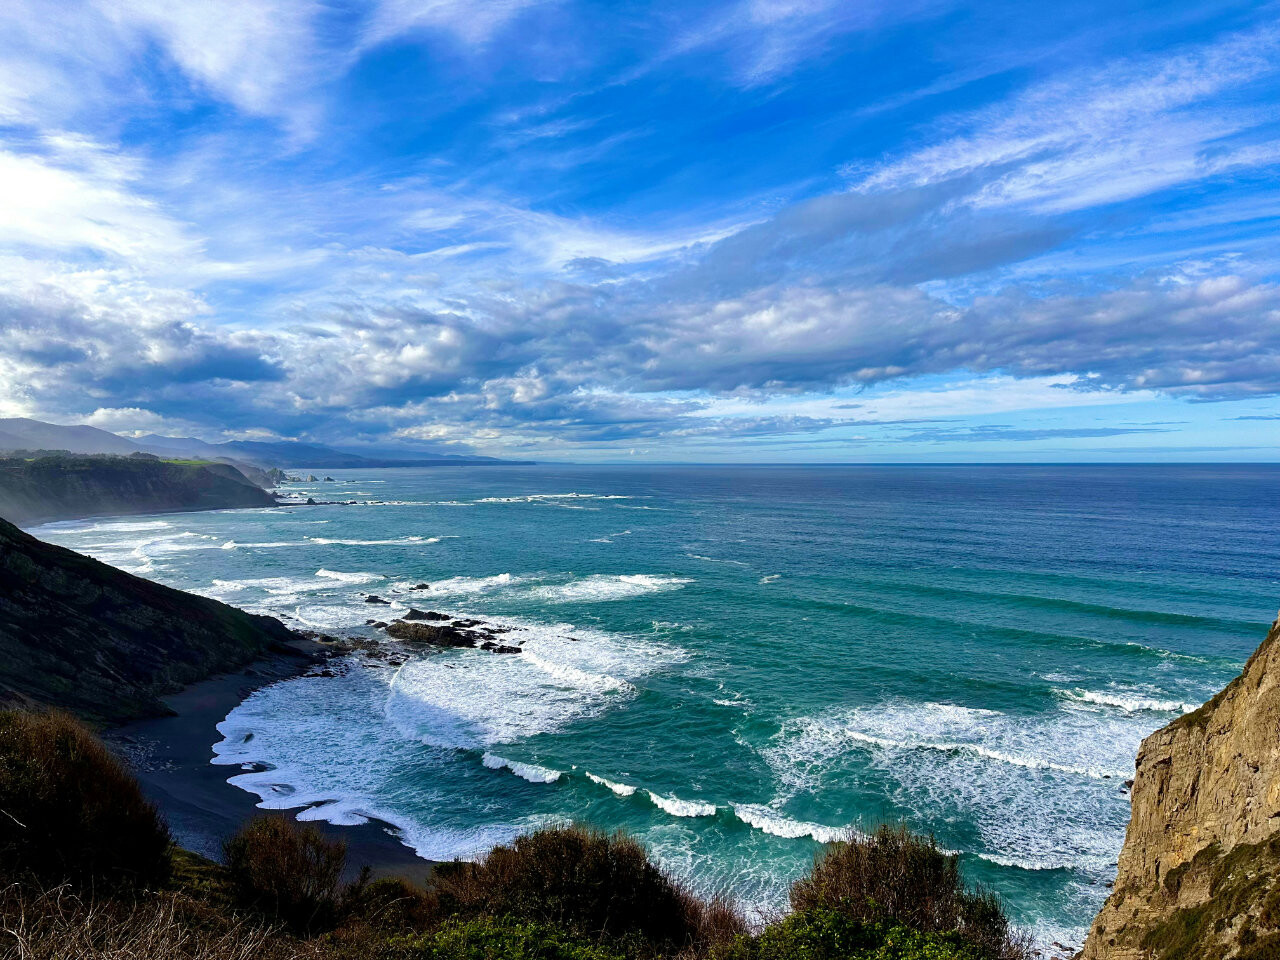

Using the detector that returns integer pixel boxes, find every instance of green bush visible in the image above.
[394,916,627,960]
[432,825,741,954]
[716,908,989,960]
[223,814,346,933]
[342,875,441,932]
[0,710,170,888]
[790,825,1028,959]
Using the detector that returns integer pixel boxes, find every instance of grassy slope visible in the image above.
[0,454,275,526]
[0,516,300,723]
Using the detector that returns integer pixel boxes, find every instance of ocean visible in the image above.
[31,464,1280,946]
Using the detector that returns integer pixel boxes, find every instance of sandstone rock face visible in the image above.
[1081,618,1280,960]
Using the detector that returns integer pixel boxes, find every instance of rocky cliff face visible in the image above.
[0,454,276,526]
[1081,618,1280,960]
[0,516,300,723]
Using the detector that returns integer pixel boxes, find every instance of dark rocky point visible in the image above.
[385,620,483,649]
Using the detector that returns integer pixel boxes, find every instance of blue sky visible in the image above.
[1,0,1279,461]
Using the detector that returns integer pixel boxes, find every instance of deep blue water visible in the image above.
[33,464,1280,946]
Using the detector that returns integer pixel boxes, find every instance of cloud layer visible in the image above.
[0,1,1278,457]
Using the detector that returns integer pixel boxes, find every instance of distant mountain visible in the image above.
[0,418,141,455]
[0,418,530,469]
[132,433,228,459]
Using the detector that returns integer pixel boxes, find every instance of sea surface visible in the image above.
[32,464,1280,946]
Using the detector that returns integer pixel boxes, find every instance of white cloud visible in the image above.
[858,26,1280,213]
[360,0,548,49]
[94,0,326,134]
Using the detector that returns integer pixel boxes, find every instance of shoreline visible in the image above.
[107,638,436,887]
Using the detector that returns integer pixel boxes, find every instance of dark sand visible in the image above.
[108,639,435,886]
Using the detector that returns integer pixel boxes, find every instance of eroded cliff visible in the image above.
[1081,618,1280,960]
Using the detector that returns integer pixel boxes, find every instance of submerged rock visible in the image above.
[480,640,522,654]
[364,595,391,605]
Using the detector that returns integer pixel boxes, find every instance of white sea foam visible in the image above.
[307,536,437,545]
[646,791,717,817]
[481,753,562,783]
[315,568,383,583]
[1061,688,1195,714]
[476,493,633,504]
[531,574,692,603]
[731,804,848,843]
[586,773,637,796]
[293,604,376,629]
[522,652,634,693]
[383,621,681,750]
[762,699,1140,874]
[428,573,522,595]
[686,554,750,567]
[759,574,781,584]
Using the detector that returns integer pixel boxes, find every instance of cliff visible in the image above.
[1081,618,1280,960]
[0,453,276,526]
[0,515,301,723]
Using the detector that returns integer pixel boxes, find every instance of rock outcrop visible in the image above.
[385,618,521,653]
[0,515,302,723]
[1081,618,1280,960]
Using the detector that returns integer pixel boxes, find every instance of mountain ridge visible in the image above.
[0,418,528,468]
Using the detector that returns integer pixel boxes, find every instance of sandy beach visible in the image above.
[108,639,436,887]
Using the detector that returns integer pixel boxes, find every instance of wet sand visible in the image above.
[108,639,435,886]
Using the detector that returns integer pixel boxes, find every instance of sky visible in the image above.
[1,0,1279,462]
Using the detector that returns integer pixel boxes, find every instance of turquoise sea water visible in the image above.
[32,464,1280,945]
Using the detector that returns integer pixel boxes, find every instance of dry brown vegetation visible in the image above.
[223,815,349,934]
[0,711,170,889]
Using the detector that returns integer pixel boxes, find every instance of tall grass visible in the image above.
[0,882,277,960]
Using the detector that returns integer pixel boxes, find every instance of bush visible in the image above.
[715,908,989,960]
[394,915,627,960]
[432,825,742,954]
[342,876,441,933]
[789,825,1028,960]
[0,710,170,888]
[223,814,346,933]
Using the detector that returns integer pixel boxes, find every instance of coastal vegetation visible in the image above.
[0,452,276,525]
[0,711,1031,960]
[0,515,305,722]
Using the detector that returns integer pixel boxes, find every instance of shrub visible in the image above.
[716,907,990,960]
[223,814,346,933]
[341,876,441,932]
[0,710,170,888]
[393,915,627,960]
[790,825,1028,960]
[432,825,742,954]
